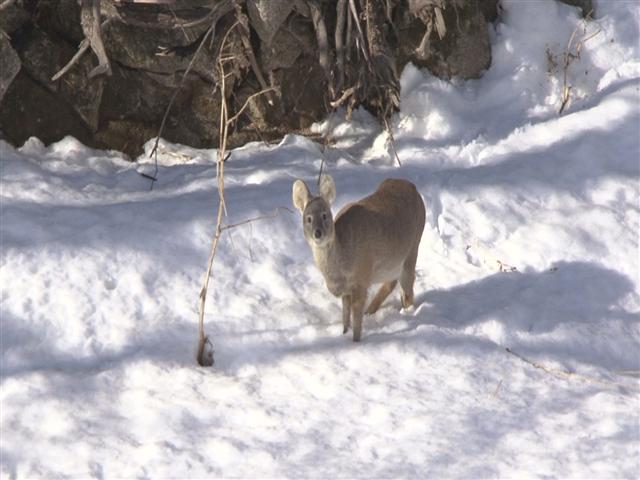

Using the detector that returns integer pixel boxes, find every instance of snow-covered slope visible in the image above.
[2,1,639,478]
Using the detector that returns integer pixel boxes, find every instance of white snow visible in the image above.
[2,1,639,478]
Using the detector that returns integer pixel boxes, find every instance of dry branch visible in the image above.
[309,0,334,97]
[227,87,277,126]
[505,348,638,391]
[335,0,348,92]
[51,18,114,82]
[348,0,372,66]
[234,2,273,104]
[196,17,276,367]
[84,0,112,78]
[383,117,402,167]
[0,0,17,12]
[221,207,293,232]
[145,20,218,186]
[559,11,600,114]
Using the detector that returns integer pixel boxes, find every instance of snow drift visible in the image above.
[1,1,639,478]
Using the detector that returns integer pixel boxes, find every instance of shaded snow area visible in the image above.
[2,2,639,478]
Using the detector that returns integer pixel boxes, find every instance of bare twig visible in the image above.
[348,0,372,66]
[113,0,233,30]
[51,39,91,82]
[383,117,401,167]
[559,11,600,114]
[227,87,277,126]
[234,2,273,104]
[492,379,503,398]
[309,0,334,97]
[196,17,275,366]
[146,21,218,187]
[85,0,112,78]
[221,207,294,232]
[330,86,356,108]
[51,18,114,82]
[497,260,518,273]
[0,0,17,12]
[335,0,348,93]
[505,348,638,390]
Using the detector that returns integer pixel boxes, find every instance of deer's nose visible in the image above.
[314,229,322,239]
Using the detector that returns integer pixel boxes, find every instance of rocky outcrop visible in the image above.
[0,0,498,157]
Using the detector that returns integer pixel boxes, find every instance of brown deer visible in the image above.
[292,175,426,341]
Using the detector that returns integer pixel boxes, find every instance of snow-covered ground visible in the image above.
[2,1,639,478]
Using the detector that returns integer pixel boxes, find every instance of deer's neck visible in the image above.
[309,237,347,296]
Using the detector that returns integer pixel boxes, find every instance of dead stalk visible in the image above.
[505,348,637,391]
[559,11,600,114]
[0,0,17,11]
[146,21,218,188]
[51,18,114,82]
[196,20,276,366]
[383,117,402,167]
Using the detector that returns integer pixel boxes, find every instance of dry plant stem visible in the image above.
[51,18,113,82]
[492,379,503,398]
[505,348,637,391]
[317,156,325,187]
[348,0,372,68]
[222,207,293,231]
[0,0,17,12]
[559,11,600,114]
[383,117,402,167]
[196,22,238,366]
[226,87,277,126]
[335,0,348,92]
[309,0,334,97]
[85,0,112,78]
[196,19,274,366]
[330,85,356,108]
[146,21,217,187]
[234,4,272,103]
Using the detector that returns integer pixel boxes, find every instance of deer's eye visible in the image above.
[306,216,312,224]
[322,213,327,221]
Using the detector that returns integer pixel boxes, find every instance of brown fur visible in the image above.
[292,175,426,341]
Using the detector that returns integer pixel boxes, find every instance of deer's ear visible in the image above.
[292,179,311,213]
[318,174,336,205]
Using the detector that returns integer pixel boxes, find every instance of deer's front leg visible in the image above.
[351,287,367,342]
[342,295,351,334]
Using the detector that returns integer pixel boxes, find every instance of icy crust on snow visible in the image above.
[2,1,640,478]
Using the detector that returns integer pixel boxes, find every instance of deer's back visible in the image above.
[334,179,425,281]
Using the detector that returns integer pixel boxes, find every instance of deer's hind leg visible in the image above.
[366,280,397,315]
[399,244,419,309]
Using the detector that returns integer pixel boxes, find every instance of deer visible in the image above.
[292,174,426,341]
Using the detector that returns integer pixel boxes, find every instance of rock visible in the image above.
[0,2,30,35]
[0,69,97,149]
[479,1,499,23]
[400,0,493,79]
[259,28,303,72]
[0,32,21,104]
[246,0,294,46]
[103,21,218,82]
[13,25,105,131]
[0,0,499,157]
[35,0,85,43]
[558,0,595,17]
